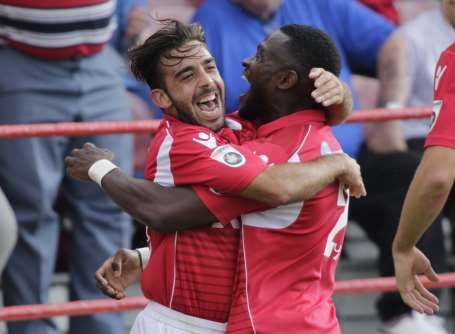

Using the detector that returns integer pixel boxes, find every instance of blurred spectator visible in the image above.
[358,0,400,24]
[0,1,133,334]
[112,0,148,58]
[398,2,455,148]
[192,1,448,333]
[0,187,16,273]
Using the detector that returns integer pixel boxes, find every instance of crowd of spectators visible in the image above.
[0,1,451,334]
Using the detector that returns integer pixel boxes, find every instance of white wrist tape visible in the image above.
[136,247,151,270]
[88,159,118,187]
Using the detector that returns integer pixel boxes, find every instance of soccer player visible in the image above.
[66,21,362,334]
[392,0,455,317]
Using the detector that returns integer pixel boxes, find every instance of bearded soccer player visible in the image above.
[392,0,455,316]
[66,21,363,334]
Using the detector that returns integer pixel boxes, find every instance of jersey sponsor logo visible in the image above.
[435,65,447,92]
[210,145,246,168]
[193,132,217,149]
[430,100,443,132]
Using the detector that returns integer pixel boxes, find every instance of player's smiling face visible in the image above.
[152,41,226,131]
[239,30,291,120]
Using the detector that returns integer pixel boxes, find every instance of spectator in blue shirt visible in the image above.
[192,1,448,333]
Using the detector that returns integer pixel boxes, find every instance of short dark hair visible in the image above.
[280,24,341,86]
[129,19,206,90]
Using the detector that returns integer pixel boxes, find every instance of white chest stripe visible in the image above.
[241,126,312,229]
[154,129,175,187]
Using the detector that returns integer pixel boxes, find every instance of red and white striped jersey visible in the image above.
[195,110,347,334]
[426,42,455,149]
[0,0,116,59]
[140,114,267,323]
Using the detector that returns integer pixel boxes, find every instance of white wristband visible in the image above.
[88,159,118,187]
[136,247,151,271]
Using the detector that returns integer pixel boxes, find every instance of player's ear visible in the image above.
[276,69,298,90]
[150,89,172,109]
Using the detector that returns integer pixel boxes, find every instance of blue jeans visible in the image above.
[0,46,133,334]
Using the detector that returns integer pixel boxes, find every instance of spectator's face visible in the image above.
[239,30,291,120]
[152,41,225,131]
[232,0,283,19]
[443,0,455,29]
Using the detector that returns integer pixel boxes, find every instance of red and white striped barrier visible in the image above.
[0,107,432,138]
[1,273,455,322]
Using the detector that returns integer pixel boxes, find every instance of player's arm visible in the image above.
[65,144,364,230]
[241,152,365,206]
[65,143,217,231]
[393,146,455,251]
[392,146,455,313]
[309,68,352,126]
[100,169,217,231]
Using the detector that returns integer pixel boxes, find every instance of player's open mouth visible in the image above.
[242,69,250,83]
[195,91,222,121]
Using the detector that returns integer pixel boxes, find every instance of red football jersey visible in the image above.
[195,111,347,334]
[140,114,266,323]
[426,43,455,149]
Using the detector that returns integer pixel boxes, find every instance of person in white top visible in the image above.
[398,2,455,141]
[0,187,16,273]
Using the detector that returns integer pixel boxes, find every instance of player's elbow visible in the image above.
[131,203,169,232]
[265,187,294,206]
[423,171,454,201]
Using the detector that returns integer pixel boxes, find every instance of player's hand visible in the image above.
[65,143,114,181]
[338,154,366,199]
[95,248,142,300]
[393,246,440,314]
[309,68,345,107]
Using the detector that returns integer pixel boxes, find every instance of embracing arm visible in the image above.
[100,169,217,232]
[309,68,353,126]
[241,152,365,206]
[66,144,364,231]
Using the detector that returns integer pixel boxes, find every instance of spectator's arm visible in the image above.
[331,0,395,74]
[364,31,409,153]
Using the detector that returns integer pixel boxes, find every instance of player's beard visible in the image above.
[239,86,268,121]
[165,90,200,126]
[166,88,225,130]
